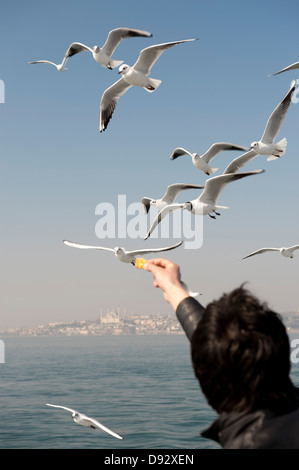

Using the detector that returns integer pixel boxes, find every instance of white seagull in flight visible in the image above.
[46,404,123,440]
[144,170,264,239]
[242,244,299,260]
[63,240,183,265]
[99,39,197,131]
[141,183,205,213]
[28,27,152,72]
[223,81,296,174]
[63,27,153,70]
[169,143,248,175]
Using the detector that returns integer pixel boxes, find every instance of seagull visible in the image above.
[242,245,299,260]
[269,61,299,77]
[46,404,123,439]
[169,143,249,176]
[223,81,296,174]
[28,58,68,72]
[64,27,153,70]
[249,80,296,159]
[63,240,183,265]
[141,183,205,214]
[99,39,197,131]
[144,170,264,239]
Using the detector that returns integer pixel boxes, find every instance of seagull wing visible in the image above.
[133,39,197,75]
[198,170,264,205]
[242,248,280,259]
[200,143,249,164]
[261,80,296,143]
[63,240,115,252]
[270,61,299,76]
[46,403,77,414]
[223,149,258,174]
[161,183,204,204]
[127,240,183,255]
[85,416,123,440]
[99,77,132,132]
[64,42,93,60]
[144,204,185,239]
[289,244,299,253]
[101,27,152,56]
[141,197,152,213]
[169,147,194,160]
[28,60,58,67]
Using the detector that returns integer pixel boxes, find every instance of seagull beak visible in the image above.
[118,71,121,74]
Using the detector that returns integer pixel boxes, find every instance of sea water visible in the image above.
[0,334,298,449]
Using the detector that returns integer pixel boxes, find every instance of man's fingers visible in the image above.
[143,258,175,272]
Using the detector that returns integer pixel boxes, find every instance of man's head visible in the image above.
[191,285,297,414]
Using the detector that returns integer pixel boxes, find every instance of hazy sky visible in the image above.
[1,0,299,329]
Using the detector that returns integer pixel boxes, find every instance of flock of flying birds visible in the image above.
[29,27,299,439]
[29,26,299,264]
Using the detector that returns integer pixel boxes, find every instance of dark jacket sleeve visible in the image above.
[175,296,205,341]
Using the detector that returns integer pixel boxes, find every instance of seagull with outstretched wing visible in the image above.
[141,183,204,214]
[99,39,198,131]
[223,81,296,174]
[242,244,299,260]
[144,170,264,239]
[63,239,183,265]
[170,143,248,175]
[46,403,123,440]
[64,27,153,70]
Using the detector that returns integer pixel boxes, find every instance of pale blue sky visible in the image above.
[1,0,299,328]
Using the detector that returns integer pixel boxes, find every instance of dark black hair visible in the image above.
[191,285,298,414]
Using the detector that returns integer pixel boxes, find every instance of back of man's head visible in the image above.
[191,285,298,414]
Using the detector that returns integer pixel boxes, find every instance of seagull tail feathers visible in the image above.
[207,167,218,175]
[144,78,162,93]
[109,59,124,69]
[267,137,287,161]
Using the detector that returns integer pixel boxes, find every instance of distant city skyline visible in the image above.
[0,308,185,336]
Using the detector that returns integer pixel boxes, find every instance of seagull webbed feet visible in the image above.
[209,210,221,219]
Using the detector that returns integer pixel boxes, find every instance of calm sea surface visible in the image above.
[0,334,298,449]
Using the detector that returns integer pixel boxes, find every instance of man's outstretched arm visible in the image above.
[143,258,204,341]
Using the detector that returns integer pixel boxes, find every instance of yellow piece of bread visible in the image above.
[135,258,146,269]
